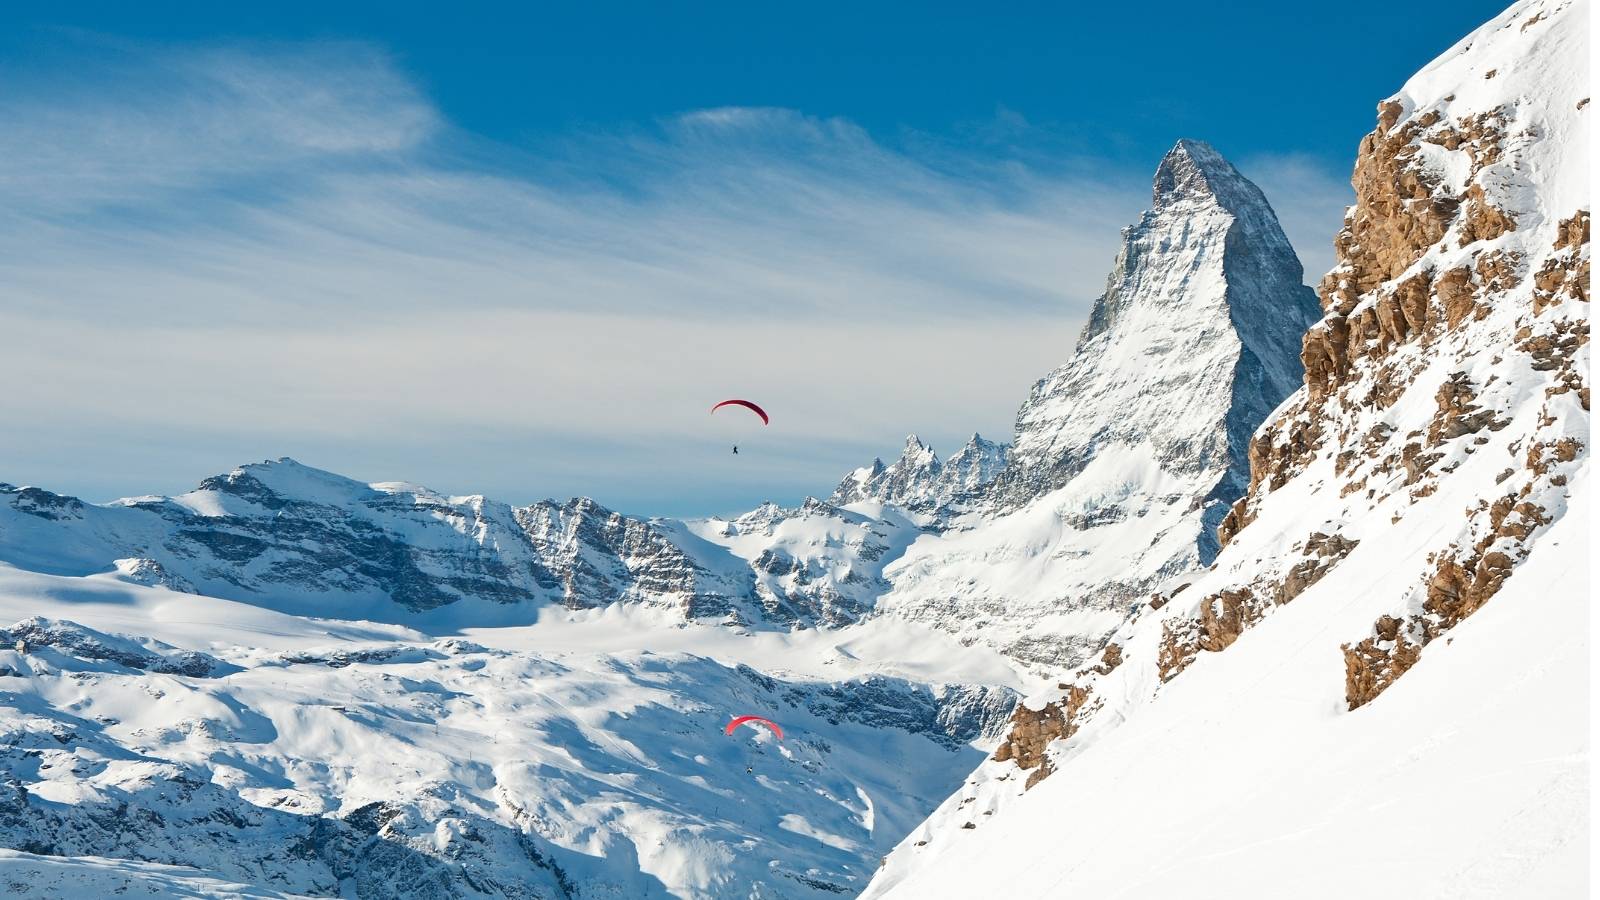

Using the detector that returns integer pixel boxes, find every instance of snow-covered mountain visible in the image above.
[0,134,1328,897]
[705,139,1318,670]
[1,460,760,626]
[868,1,1589,895]
[0,465,1039,896]
[4,137,1319,666]
[867,138,1321,666]
[679,498,925,627]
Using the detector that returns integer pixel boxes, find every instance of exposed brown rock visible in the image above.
[1526,436,1583,477]
[990,684,1095,789]
[1087,642,1123,676]
[1427,372,1504,444]
[1215,495,1252,548]
[1401,441,1444,484]
[1532,211,1591,314]
[1435,266,1476,327]
[1343,624,1423,710]
[1156,621,1196,683]
[1474,248,1521,293]
[1196,588,1258,653]
[1276,533,1360,605]
[1458,183,1517,247]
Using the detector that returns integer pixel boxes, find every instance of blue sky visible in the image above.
[0,1,1507,516]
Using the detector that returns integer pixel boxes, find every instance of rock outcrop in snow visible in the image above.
[868,2,1589,896]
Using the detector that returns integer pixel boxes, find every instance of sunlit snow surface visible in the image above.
[0,568,1033,898]
[868,484,1588,900]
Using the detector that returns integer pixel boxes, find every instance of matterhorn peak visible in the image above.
[881,139,1320,665]
[1151,138,1273,214]
[992,139,1319,515]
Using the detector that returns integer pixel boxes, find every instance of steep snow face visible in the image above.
[830,434,1008,511]
[871,0,1590,894]
[0,575,1025,900]
[868,484,1590,900]
[875,140,1320,666]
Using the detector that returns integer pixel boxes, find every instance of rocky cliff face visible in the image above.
[874,140,1320,666]
[868,2,1588,894]
[1205,0,1589,707]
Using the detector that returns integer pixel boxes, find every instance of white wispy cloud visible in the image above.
[0,40,1349,516]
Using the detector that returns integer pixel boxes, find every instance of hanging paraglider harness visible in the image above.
[712,400,765,459]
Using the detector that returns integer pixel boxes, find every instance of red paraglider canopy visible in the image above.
[711,399,769,425]
[724,715,784,740]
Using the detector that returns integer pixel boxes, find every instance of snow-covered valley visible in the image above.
[0,563,1028,899]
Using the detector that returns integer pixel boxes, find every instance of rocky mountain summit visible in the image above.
[990,139,1319,522]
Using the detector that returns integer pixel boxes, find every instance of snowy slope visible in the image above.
[869,0,1590,894]
[867,481,1588,900]
[0,850,301,900]
[0,566,1030,899]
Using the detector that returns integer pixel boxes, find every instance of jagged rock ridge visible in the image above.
[830,433,1008,510]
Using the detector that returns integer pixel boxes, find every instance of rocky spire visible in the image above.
[991,139,1319,548]
[831,435,941,506]
[878,140,1320,668]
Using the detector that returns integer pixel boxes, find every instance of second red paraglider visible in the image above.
[724,715,784,740]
